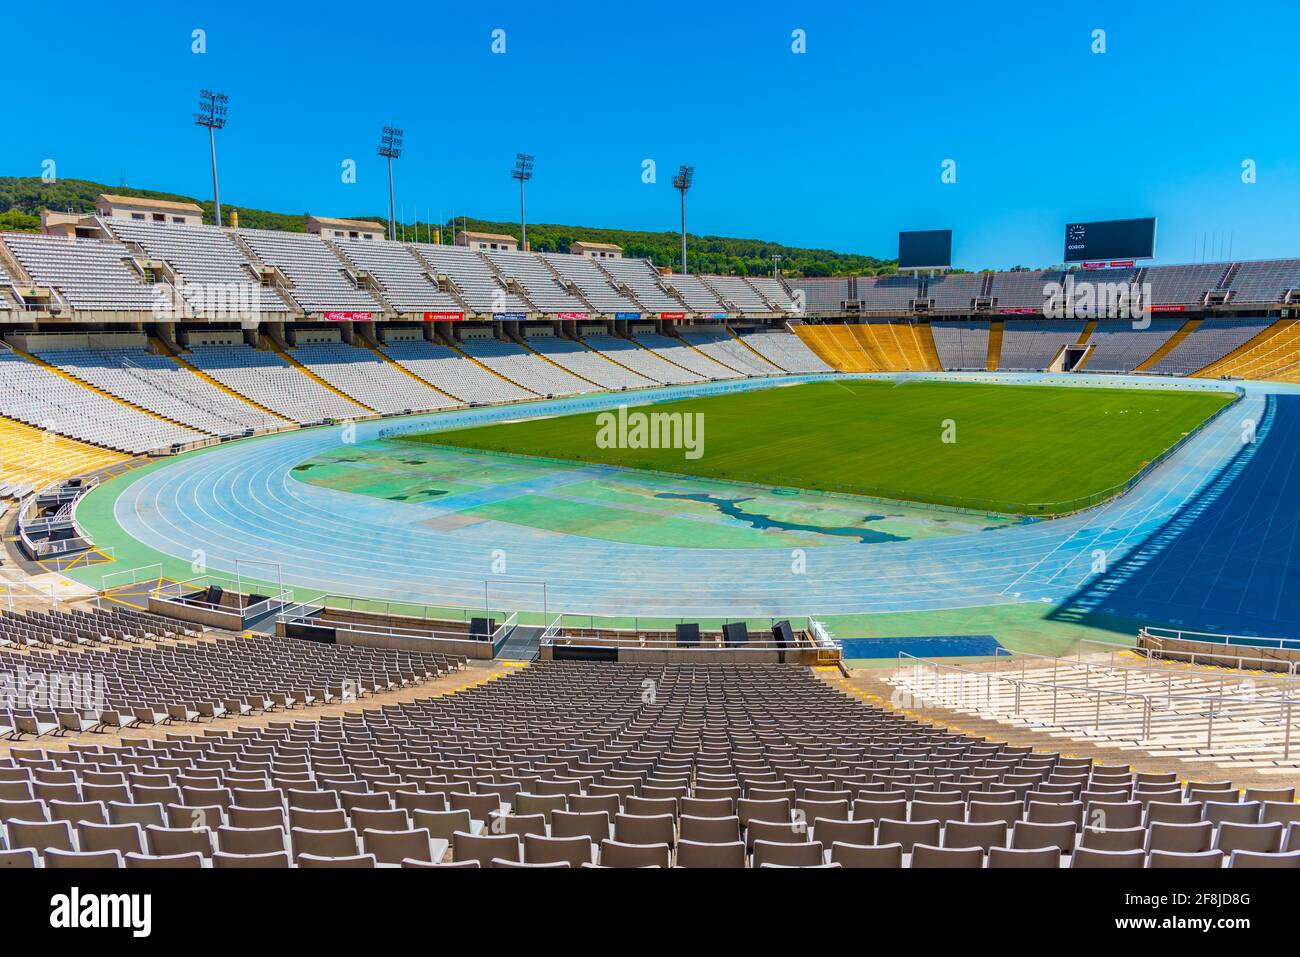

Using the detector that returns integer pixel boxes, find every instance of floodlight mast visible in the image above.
[673,165,694,273]
[193,89,229,227]
[377,126,404,242]
[512,153,534,250]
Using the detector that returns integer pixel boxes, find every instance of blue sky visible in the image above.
[5,0,1298,269]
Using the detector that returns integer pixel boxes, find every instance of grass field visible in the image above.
[404,380,1234,512]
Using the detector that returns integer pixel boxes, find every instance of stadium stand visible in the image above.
[794,324,879,372]
[0,233,157,313]
[748,278,796,312]
[330,239,463,314]
[181,340,370,424]
[1079,320,1184,373]
[285,338,459,414]
[931,321,992,371]
[34,341,279,436]
[788,277,849,314]
[541,254,640,313]
[634,332,740,379]
[1,655,1286,868]
[485,251,588,313]
[853,321,942,371]
[997,320,1086,371]
[594,259,686,313]
[580,334,703,385]
[1196,318,1300,381]
[1144,263,1230,307]
[679,328,782,376]
[926,273,985,313]
[104,218,289,317]
[1148,317,1278,377]
[859,276,922,312]
[0,347,206,453]
[379,334,534,404]
[459,336,597,396]
[414,245,530,314]
[520,332,655,390]
[989,271,1063,311]
[664,274,727,313]
[236,229,384,315]
[0,416,125,498]
[1226,259,1300,304]
[738,329,833,373]
[703,276,773,315]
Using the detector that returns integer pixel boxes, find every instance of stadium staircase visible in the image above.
[3,342,202,435]
[574,335,666,383]
[985,319,1004,371]
[227,233,301,316]
[264,338,379,414]
[1196,318,1300,381]
[1134,318,1201,372]
[674,329,745,376]
[1070,320,1099,371]
[444,339,542,396]
[0,414,127,497]
[514,335,605,388]
[153,338,295,424]
[359,338,466,405]
[727,326,789,372]
[793,324,877,371]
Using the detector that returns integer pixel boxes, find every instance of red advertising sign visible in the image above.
[1150,304,1186,313]
[422,311,464,322]
[659,312,686,320]
[557,312,588,321]
[1081,262,1107,270]
[1109,260,1137,268]
[322,311,373,322]
[999,307,1040,315]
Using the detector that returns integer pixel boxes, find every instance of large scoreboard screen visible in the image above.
[898,229,952,270]
[1063,218,1156,263]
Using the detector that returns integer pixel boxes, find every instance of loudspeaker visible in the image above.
[470,617,496,641]
[207,584,224,606]
[722,622,749,646]
[772,620,794,648]
[676,622,700,647]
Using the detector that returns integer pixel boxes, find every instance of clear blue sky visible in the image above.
[5,0,1298,269]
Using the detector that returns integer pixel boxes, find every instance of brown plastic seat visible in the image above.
[452,831,521,867]
[988,846,1061,868]
[524,834,594,868]
[44,849,123,868]
[752,839,824,868]
[676,839,747,868]
[212,851,291,868]
[679,814,741,844]
[1071,847,1146,868]
[599,839,670,868]
[829,842,903,868]
[1215,822,1283,855]
[911,843,982,868]
[1079,825,1146,852]
[877,818,941,853]
[1148,850,1224,868]
[1229,850,1300,868]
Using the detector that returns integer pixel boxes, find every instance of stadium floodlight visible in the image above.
[672,165,694,273]
[512,153,535,250]
[377,125,404,242]
[772,253,783,278]
[193,89,229,227]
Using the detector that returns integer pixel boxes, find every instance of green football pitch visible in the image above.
[404,380,1234,513]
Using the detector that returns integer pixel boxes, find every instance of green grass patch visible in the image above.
[403,380,1233,513]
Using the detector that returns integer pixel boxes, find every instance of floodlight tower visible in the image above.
[193,89,229,227]
[377,125,404,241]
[512,153,534,250]
[772,253,783,278]
[673,165,694,273]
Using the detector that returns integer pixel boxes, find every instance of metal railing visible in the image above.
[893,650,1300,760]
